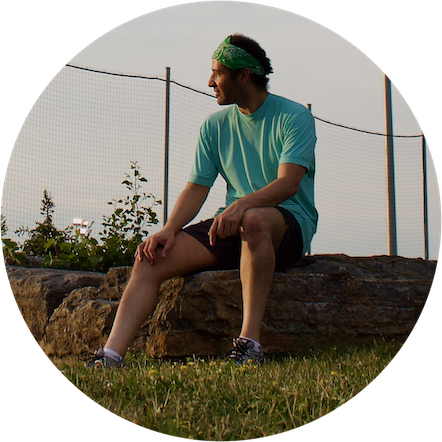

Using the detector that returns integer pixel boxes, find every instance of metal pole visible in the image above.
[422,134,429,260]
[307,103,312,256]
[163,67,171,226]
[384,75,397,255]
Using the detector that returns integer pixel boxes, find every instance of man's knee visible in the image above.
[130,253,165,286]
[241,208,287,248]
[241,208,273,244]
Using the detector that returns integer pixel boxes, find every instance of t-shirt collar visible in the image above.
[236,93,272,120]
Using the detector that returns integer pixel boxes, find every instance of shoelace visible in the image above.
[229,339,251,362]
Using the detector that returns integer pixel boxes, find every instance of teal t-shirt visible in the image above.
[189,93,318,255]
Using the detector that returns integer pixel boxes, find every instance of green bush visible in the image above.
[15,189,69,257]
[8,161,161,272]
[2,213,27,266]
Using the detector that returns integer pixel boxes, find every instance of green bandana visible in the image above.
[212,36,266,75]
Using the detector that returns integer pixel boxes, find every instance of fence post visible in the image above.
[422,134,429,260]
[384,75,397,256]
[307,103,312,256]
[164,67,171,226]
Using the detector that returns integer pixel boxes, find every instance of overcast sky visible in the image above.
[70,1,420,136]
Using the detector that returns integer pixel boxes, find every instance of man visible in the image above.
[89,34,317,368]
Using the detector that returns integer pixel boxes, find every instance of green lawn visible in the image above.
[60,339,402,440]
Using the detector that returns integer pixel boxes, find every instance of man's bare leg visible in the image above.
[238,208,287,343]
[105,231,218,357]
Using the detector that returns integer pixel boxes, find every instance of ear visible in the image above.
[237,67,251,85]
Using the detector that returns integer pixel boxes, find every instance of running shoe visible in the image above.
[228,337,265,366]
[87,348,126,369]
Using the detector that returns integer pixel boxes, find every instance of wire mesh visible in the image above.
[1,65,435,259]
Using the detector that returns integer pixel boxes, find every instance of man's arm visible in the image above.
[208,163,306,245]
[163,182,210,234]
[137,182,210,264]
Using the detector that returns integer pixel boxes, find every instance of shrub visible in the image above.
[2,213,27,266]
[15,190,69,257]
[40,162,161,272]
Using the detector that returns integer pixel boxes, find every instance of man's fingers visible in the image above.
[209,217,239,245]
[221,220,238,237]
[208,219,217,246]
[161,238,174,258]
[135,242,144,261]
[136,230,176,265]
[146,239,158,265]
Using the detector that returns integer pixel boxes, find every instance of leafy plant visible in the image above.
[15,190,69,257]
[43,162,161,272]
[98,161,161,269]
[42,224,104,271]
[2,213,27,266]
[1,212,7,237]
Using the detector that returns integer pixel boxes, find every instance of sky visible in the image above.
[59,2,427,143]
[70,1,418,135]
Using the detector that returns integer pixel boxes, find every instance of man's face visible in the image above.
[208,60,242,106]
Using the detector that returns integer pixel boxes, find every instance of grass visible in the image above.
[59,339,402,440]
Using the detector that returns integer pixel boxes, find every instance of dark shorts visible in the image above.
[182,206,303,272]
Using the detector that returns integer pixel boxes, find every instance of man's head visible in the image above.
[209,34,273,103]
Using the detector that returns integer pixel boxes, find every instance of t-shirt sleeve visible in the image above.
[188,121,219,187]
[279,110,316,175]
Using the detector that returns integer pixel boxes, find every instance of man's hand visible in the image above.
[135,227,176,265]
[208,200,245,246]
[207,164,307,247]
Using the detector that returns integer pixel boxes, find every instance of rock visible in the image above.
[40,267,134,357]
[5,255,437,359]
[145,255,436,357]
[41,287,119,357]
[7,266,105,340]
[40,269,170,358]
[99,266,132,300]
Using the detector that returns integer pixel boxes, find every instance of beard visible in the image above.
[216,95,233,106]
[215,87,242,106]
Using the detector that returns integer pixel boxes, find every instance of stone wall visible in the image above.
[6,254,436,359]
